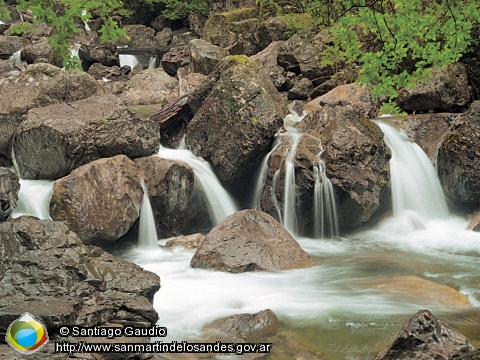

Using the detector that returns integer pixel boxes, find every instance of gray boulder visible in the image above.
[13,94,159,180]
[0,167,19,221]
[188,38,229,76]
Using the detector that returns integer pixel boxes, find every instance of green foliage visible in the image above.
[379,100,406,116]
[322,0,480,109]
[159,0,209,20]
[9,21,34,36]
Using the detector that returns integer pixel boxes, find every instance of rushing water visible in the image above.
[119,120,480,359]
[9,50,21,65]
[119,54,158,69]
[12,179,54,220]
[156,143,238,226]
[137,179,159,248]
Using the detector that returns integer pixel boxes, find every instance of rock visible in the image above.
[189,14,207,36]
[170,31,199,47]
[251,40,287,91]
[79,42,119,67]
[0,35,30,59]
[209,0,256,14]
[0,63,102,158]
[188,38,229,76]
[117,24,158,48]
[177,67,207,95]
[164,233,205,250]
[0,217,160,352]
[87,62,125,81]
[190,209,313,272]
[0,167,19,222]
[278,28,336,86]
[202,8,260,56]
[467,210,480,231]
[365,276,472,307]
[160,45,189,76]
[451,350,480,360]
[308,83,379,118]
[311,78,339,98]
[288,100,304,116]
[203,309,279,342]
[0,58,15,74]
[397,62,471,113]
[288,77,313,100]
[186,55,287,196]
[50,155,143,245]
[150,15,170,32]
[375,310,476,360]
[121,68,179,106]
[20,40,62,66]
[255,16,292,50]
[13,94,159,180]
[296,104,391,230]
[400,113,458,160]
[134,156,210,238]
[437,101,480,203]
[154,27,173,47]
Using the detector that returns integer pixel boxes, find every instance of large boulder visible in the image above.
[134,156,210,238]
[296,104,391,230]
[117,24,158,48]
[0,63,102,158]
[78,42,119,67]
[160,45,189,76]
[0,217,160,356]
[0,167,19,222]
[188,38,229,76]
[20,40,62,66]
[255,17,292,50]
[121,68,179,106]
[250,40,287,91]
[13,94,159,180]
[397,62,471,113]
[202,8,260,56]
[185,55,287,197]
[437,101,480,203]
[203,309,279,342]
[376,310,476,360]
[0,35,29,59]
[49,155,143,245]
[190,209,313,272]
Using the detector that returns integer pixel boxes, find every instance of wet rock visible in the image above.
[203,309,279,342]
[164,233,205,250]
[437,101,480,204]
[288,100,304,116]
[186,55,287,196]
[79,42,119,67]
[296,104,391,230]
[288,77,313,100]
[250,40,287,90]
[309,83,379,118]
[20,40,62,66]
[13,94,159,180]
[190,209,313,272]
[397,62,471,113]
[0,217,159,340]
[202,8,260,56]
[135,156,210,238]
[50,155,143,245]
[160,45,189,76]
[0,63,102,158]
[467,210,480,232]
[375,310,476,360]
[0,167,19,222]
[188,38,229,76]
[121,68,179,106]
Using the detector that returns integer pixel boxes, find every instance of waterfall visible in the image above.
[70,44,81,60]
[375,121,449,219]
[9,50,21,65]
[157,144,238,226]
[119,54,139,69]
[12,179,54,220]
[282,130,302,234]
[137,179,159,248]
[148,57,157,69]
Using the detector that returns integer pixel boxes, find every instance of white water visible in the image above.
[137,179,159,248]
[156,144,238,226]
[375,121,449,219]
[12,179,54,220]
[70,44,81,60]
[119,54,157,69]
[9,50,21,65]
[81,10,90,31]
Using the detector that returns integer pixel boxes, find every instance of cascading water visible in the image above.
[157,143,238,226]
[12,179,54,220]
[375,121,449,219]
[9,50,21,65]
[137,179,159,248]
[282,130,301,234]
[119,54,139,69]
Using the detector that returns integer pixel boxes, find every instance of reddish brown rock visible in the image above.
[164,233,205,250]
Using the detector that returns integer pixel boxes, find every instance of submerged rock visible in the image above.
[190,209,313,272]
[135,156,210,238]
[50,155,143,246]
[0,167,19,222]
[0,63,102,158]
[203,309,279,342]
[296,104,391,230]
[437,101,480,204]
[186,55,287,197]
[13,94,159,180]
[0,217,160,352]
[164,233,205,250]
[375,310,476,360]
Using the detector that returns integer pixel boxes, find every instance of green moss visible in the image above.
[221,7,259,21]
[282,13,314,36]
[251,116,258,125]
